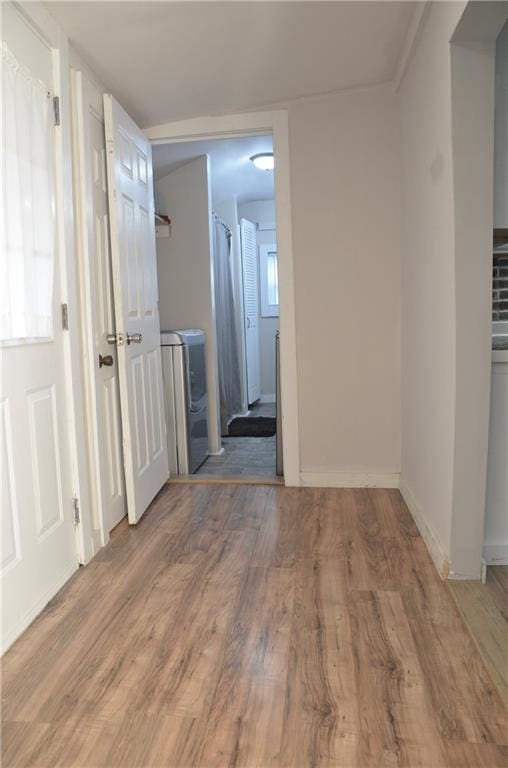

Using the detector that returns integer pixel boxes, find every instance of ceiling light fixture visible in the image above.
[250,152,274,171]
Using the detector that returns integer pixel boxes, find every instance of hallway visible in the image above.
[2,484,507,767]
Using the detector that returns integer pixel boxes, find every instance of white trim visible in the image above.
[147,111,283,145]
[483,544,508,566]
[259,394,276,404]
[300,471,400,489]
[399,479,450,580]
[144,110,300,486]
[52,25,94,564]
[393,2,430,92]
[1,561,77,655]
[208,447,225,457]
[70,68,111,552]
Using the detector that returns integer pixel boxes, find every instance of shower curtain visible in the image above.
[212,215,243,434]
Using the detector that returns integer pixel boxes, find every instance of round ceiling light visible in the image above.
[250,152,274,171]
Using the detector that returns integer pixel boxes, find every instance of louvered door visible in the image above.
[240,218,261,404]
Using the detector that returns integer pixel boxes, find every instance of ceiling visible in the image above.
[153,134,274,206]
[45,1,414,128]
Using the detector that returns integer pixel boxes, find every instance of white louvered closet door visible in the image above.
[240,218,261,405]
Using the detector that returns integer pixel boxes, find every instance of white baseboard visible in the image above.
[300,471,400,489]
[399,479,450,579]
[483,544,508,565]
[1,562,78,655]
[258,394,276,404]
[208,447,225,456]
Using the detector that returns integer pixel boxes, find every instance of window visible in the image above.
[1,44,55,343]
[259,243,279,317]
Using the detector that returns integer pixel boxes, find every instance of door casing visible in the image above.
[146,111,300,486]
[71,69,127,549]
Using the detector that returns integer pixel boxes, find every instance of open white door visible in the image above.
[73,73,127,536]
[103,95,168,524]
[240,218,261,404]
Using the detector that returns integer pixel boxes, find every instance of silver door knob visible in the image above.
[126,332,142,345]
[106,333,125,346]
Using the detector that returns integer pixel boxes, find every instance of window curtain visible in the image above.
[212,215,243,434]
[1,44,55,342]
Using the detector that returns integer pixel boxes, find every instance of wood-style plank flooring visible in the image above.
[2,485,507,767]
[449,566,508,708]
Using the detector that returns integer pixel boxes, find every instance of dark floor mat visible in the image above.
[228,416,276,437]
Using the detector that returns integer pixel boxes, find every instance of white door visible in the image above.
[240,218,261,404]
[73,73,127,534]
[1,5,77,652]
[103,95,169,524]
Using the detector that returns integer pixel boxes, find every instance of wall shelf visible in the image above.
[155,213,171,239]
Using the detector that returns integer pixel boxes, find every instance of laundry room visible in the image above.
[153,136,281,479]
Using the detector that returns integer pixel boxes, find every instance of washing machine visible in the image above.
[161,329,208,474]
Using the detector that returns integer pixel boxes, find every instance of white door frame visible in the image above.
[70,67,122,552]
[146,111,300,486]
[10,1,94,562]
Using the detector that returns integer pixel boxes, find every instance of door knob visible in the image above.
[126,332,142,345]
[99,354,114,368]
[106,333,125,346]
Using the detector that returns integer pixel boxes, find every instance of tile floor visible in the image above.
[197,401,277,477]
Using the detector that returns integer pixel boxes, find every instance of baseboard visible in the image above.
[258,394,276,404]
[1,562,78,655]
[399,478,450,579]
[299,471,400,489]
[208,447,225,456]
[483,544,508,565]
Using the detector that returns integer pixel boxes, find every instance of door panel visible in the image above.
[1,8,77,652]
[27,386,64,538]
[240,218,261,404]
[104,95,169,524]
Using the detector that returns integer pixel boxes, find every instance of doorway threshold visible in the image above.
[167,474,283,487]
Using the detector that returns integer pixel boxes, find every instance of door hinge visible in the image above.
[61,303,69,330]
[73,497,80,525]
[53,96,60,126]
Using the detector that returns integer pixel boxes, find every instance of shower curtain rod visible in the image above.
[212,211,232,237]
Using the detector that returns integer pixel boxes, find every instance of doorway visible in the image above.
[147,111,300,486]
[152,135,281,480]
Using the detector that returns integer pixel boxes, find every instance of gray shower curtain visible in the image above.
[212,215,243,434]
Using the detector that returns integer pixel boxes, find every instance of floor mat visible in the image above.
[228,416,276,437]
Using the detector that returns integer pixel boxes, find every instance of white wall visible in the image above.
[449,34,496,578]
[399,3,464,575]
[484,21,508,563]
[288,84,401,486]
[155,156,221,453]
[238,199,279,400]
[495,21,508,228]
[399,1,503,578]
